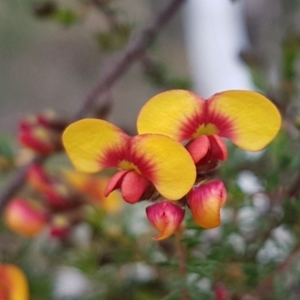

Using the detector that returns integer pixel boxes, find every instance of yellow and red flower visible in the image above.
[62,119,196,204]
[137,90,281,168]
[0,264,29,300]
[62,89,281,240]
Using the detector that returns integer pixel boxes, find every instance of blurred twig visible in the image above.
[75,0,186,119]
[0,0,186,212]
[253,241,300,299]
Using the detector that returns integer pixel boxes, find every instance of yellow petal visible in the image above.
[62,119,128,173]
[137,90,204,141]
[208,90,281,151]
[131,134,196,200]
[138,90,281,152]
[0,264,29,300]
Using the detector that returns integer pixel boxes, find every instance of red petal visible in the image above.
[208,135,228,161]
[186,135,210,163]
[121,171,150,204]
[104,170,129,197]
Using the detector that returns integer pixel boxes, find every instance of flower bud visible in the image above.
[49,215,71,239]
[188,180,227,228]
[0,264,29,300]
[18,113,62,154]
[45,183,81,211]
[214,283,229,300]
[27,164,51,193]
[4,198,47,237]
[146,201,185,240]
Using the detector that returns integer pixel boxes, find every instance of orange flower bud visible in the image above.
[0,264,29,300]
[4,198,47,237]
[188,180,227,229]
[146,201,185,240]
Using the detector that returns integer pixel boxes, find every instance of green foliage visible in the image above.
[52,9,79,27]
[96,23,133,52]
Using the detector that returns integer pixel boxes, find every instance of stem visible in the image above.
[0,156,43,211]
[75,0,186,119]
[175,225,189,300]
[0,0,185,212]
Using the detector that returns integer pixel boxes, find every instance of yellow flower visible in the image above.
[63,119,196,203]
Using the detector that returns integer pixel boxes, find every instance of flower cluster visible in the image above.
[63,89,281,240]
[18,111,66,154]
[4,164,122,239]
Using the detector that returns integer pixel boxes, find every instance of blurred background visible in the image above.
[1,0,300,299]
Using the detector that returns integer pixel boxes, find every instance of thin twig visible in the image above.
[0,156,43,211]
[175,226,189,300]
[75,0,186,119]
[0,0,186,211]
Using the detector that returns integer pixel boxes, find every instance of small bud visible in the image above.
[27,164,51,193]
[49,215,71,239]
[214,283,229,300]
[4,198,47,237]
[45,183,81,211]
[146,201,185,241]
[188,180,227,229]
[18,112,63,154]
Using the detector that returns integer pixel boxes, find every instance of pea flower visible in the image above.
[62,119,196,204]
[137,90,281,167]
[188,180,227,228]
[0,264,29,300]
[137,89,281,231]
[146,201,185,240]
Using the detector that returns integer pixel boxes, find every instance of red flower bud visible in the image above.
[27,164,51,193]
[4,198,47,237]
[146,201,185,240]
[18,113,63,154]
[214,283,229,300]
[188,180,227,228]
[49,215,71,239]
